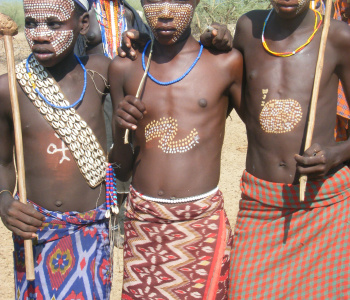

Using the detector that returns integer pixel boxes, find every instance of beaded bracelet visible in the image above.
[0,190,12,197]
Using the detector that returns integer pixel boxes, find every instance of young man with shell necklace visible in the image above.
[108,0,243,297]
[0,0,117,298]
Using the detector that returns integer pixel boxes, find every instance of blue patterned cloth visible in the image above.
[13,201,111,300]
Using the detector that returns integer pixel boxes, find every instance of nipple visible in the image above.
[198,98,207,108]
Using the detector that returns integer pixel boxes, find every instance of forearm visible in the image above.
[331,139,350,166]
[0,159,16,217]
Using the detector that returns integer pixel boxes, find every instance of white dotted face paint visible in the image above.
[24,0,75,56]
[296,0,308,14]
[143,3,194,43]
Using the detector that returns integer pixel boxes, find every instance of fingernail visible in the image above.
[121,52,126,57]
[131,51,135,56]
[132,125,137,130]
[127,32,134,38]
[32,233,38,239]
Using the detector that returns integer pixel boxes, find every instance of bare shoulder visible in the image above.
[205,47,243,76]
[237,9,268,27]
[83,54,111,77]
[108,50,140,78]
[234,10,269,48]
[328,18,350,48]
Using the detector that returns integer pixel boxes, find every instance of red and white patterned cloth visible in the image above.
[122,187,233,300]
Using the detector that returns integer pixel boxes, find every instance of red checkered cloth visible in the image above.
[229,167,350,299]
[335,82,350,141]
[122,187,233,300]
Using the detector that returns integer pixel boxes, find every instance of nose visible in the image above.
[31,25,53,43]
[158,3,174,19]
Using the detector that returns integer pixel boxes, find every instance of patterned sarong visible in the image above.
[13,201,111,300]
[335,82,350,141]
[229,167,350,299]
[122,187,233,300]
[334,0,350,141]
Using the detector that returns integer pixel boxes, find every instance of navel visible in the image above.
[158,190,164,196]
[279,161,287,167]
[198,98,207,108]
[55,200,63,207]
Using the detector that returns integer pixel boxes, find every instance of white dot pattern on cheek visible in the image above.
[144,3,194,43]
[25,26,74,56]
[296,0,308,14]
[270,0,280,12]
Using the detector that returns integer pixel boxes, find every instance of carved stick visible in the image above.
[124,39,154,144]
[0,13,35,281]
[299,0,333,201]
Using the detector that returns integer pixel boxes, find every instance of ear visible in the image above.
[79,12,90,35]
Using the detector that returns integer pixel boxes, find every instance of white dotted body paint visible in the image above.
[144,3,194,43]
[24,0,75,56]
[259,99,303,134]
[145,117,200,153]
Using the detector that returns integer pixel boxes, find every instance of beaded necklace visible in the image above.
[26,53,87,109]
[262,9,323,57]
[94,0,127,59]
[142,40,204,86]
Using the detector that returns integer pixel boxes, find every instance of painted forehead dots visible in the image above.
[24,0,75,56]
[144,3,194,43]
[23,0,75,21]
[259,99,303,134]
[145,117,200,154]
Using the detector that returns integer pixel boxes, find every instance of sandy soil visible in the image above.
[0,33,247,299]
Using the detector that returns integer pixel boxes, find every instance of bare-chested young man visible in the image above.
[0,0,115,299]
[108,0,243,297]
[226,0,350,298]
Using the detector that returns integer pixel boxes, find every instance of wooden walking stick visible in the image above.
[124,39,154,144]
[0,13,35,281]
[299,0,333,201]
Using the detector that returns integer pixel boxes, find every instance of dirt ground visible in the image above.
[0,33,247,299]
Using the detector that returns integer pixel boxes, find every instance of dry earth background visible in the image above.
[0,32,247,299]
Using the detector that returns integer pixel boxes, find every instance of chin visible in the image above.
[32,54,57,67]
[154,35,177,45]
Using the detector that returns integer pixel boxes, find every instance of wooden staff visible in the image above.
[0,13,35,281]
[299,0,333,201]
[124,39,154,144]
